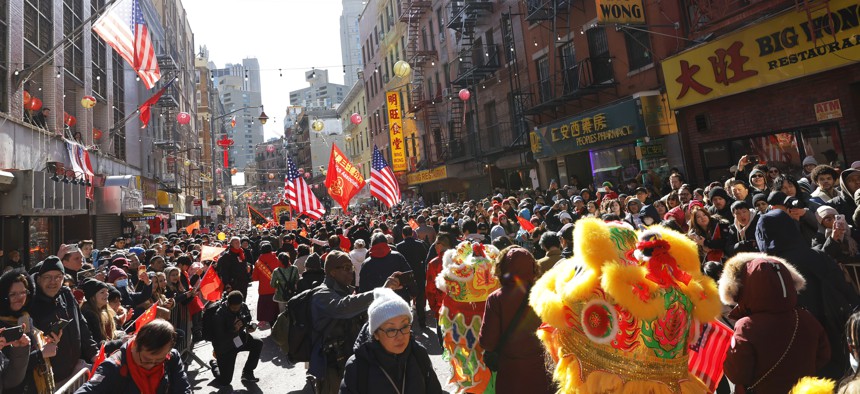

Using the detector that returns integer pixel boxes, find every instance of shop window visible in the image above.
[29,217,54,263]
[623,27,652,71]
[590,144,640,188]
[799,124,845,168]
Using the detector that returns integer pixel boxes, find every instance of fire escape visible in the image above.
[400,0,441,165]
[446,0,496,162]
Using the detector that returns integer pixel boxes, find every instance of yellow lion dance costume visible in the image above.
[530,218,722,393]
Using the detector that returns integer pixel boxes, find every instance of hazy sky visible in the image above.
[183,0,348,140]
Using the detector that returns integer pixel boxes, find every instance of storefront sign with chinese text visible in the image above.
[662,0,860,108]
[407,166,448,185]
[531,98,647,159]
[386,91,407,172]
[596,0,645,24]
[814,99,843,121]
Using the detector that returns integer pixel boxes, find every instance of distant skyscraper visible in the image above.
[213,57,264,169]
[340,0,364,88]
[288,69,347,110]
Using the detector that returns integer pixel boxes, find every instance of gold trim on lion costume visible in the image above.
[530,219,722,393]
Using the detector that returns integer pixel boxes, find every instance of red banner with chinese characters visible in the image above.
[325,144,366,211]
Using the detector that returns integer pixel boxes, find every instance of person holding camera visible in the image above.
[310,251,402,394]
[212,290,262,386]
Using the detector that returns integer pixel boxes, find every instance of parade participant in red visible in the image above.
[251,242,280,326]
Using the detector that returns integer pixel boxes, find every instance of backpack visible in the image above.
[270,309,291,354]
[285,286,325,363]
[271,266,299,303]
[201,299,223,343]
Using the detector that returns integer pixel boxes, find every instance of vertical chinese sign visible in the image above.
[386,91,407,172]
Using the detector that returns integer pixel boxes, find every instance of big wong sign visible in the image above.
[386,91,407,172]
[662,0,860,108]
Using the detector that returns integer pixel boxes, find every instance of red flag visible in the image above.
[134,303,159,333]
[89,344,106,379]
[325,144,365,211]
[517,216,536,233]
[199,266,223,301]
[408,219,419,230]
[688,320,733,392]
[137,79,175,128]
[185,221,199,235]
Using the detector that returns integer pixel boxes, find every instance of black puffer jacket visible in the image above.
[340,333,441,394]
[828,168,859,226]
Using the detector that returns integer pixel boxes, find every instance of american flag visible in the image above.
[688,320,733,392]
[285,156,325,220]
[92,0,161,88]
[371,145,401,208]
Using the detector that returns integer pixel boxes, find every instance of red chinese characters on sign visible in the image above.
[675,41,758,100]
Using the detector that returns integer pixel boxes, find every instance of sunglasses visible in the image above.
[751,174,764,178]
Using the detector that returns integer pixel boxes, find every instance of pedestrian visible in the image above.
[688,206,729,263]
[536,231,562,276]
[479,247,554,394]
[339,288,442,394]
[395,227,429,328]
[720,253,830,394]
[217,237,250,298]
[309,251,402,394]
[348,239,367,287]
[75,319,192,394]
[725,201,760,257]
[837,311,860,392]
[358,233,411,302]
[79,278,118,345]
[297,253,325,293]
[0,269,37,392]
[212,290,262,386]
[271,252,298,314]
[251,241,280,327]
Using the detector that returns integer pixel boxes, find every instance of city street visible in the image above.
[187,283,454,393]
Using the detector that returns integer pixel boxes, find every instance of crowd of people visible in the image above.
[0,154,858,393]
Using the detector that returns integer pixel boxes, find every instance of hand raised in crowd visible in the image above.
[384,272,403,290]
[139,270,151,286]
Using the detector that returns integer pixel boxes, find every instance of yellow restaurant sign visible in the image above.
[407,166,448,186]
[386,91,407,172]
[596,0,646,24]
[662,0,860,108]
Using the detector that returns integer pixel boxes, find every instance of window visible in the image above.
[624,27,652,71]
[536,56,551,102]
[112,52,126,160]
[586,26,613,83]
[24,0,52,53]
[91,0,107,97]
[64,0,85,80]
[559,41,577,93]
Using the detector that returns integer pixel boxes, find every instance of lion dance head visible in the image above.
[530,218,722,393]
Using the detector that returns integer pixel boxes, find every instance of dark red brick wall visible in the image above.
[678,62,860,184]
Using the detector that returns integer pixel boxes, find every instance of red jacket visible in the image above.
[425,255,444,318]
[252,252,281,295]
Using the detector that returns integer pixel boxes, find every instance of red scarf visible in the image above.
[369,242,391,258]
[125,339,165,394]
[230,247,245,262]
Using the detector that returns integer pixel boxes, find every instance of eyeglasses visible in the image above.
[136,347,169,367]
[376,324,412,338]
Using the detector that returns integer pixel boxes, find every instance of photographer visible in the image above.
[212,290,261,386]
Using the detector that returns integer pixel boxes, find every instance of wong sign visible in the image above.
[596,0,646,24]
[662,0,860,108]
[386,91,407,172]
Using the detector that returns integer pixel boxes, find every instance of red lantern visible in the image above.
[230,168,238,175]
[215,168,222,175]
[80,95,96,109]
[23,91,32,108]
[266,144,275,153]
[350,113,362,125]
[27,97,42,111]
[458,89,471,101]
[63,112,77,127]
[92,128,103,140]
[176,112,191,125]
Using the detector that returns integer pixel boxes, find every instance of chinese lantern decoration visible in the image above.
[230,168,238,175]
[217,188,223,194]
[176,112,191,125]
[80,95,96,109]
[184,159,191,167]
[27,97,42,111]
[92,128,103,140]
[393,60,411,78]
[266,144,276,153]
[458,88,471,101]
[268,173,275,180]
[215,168,222,175]
[63,112,77,127]
[350,113,362,125]
[23,92,32,108]
[311,119,324,132]
[216,136,235,168]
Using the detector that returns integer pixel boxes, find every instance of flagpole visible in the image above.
[13,0,121,90]
[108,74,178,135]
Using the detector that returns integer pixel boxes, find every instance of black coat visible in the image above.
[74,343,191,394]
[340,339,441,394]
[29,286,99,383]
[216,251,249,293]
[395,238,428,292]
[724,214,760,258]
[358,250,411,301]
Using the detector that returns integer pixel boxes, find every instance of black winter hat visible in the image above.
[38,256,64,276]
[79,278,109,300]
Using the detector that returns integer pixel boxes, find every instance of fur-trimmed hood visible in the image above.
[719,252,806,318]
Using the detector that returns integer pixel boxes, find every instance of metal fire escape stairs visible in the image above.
[401,0,442,165]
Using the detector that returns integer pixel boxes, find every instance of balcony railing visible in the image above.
[451,44,502,86]
[447,0,494,29]
[478,121,529,153]
[522,56,616,115]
